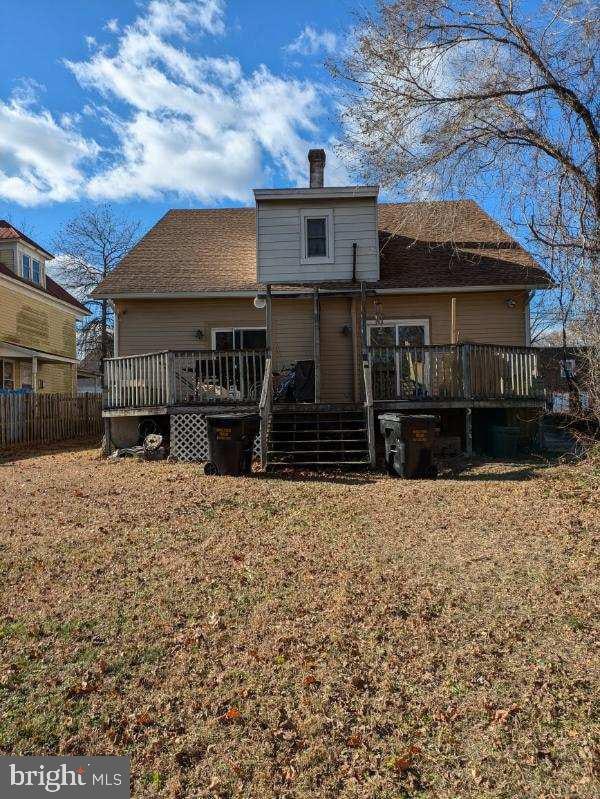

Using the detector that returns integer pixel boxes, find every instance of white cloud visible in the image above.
[0,92,98,206]
[65,0,344,201]
[85,35,97,49]
[0,0,348,207]
[286,26,338,56]
[104,18,120,34]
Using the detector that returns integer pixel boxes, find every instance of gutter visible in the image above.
[98,283,551,301]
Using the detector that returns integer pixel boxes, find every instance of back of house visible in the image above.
[94,149,551,465]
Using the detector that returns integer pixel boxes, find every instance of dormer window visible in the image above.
[32,259,40,283]
[300,208,334,264]
[22,254,31,280]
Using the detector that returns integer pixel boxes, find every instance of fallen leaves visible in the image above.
[1,449,598,799]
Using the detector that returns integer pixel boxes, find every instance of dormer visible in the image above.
[254,149,380,285]
[0,220,51,289]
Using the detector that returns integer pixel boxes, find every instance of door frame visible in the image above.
[367,319,431,397]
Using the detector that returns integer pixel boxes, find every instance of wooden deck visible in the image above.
[102,344,544,416]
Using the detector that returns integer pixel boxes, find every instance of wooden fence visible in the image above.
[0,393,102,449]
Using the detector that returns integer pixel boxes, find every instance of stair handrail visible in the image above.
[362,354,376,467]
[259,356,273,470]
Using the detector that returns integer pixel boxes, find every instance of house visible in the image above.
[76,351,103,395]
[0,221,89,395]
[93,149,551,466]
[537,346,590,414]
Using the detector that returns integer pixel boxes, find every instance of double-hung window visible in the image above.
[300,208,334,264]
[32,259,41,283]
[22,254,31,280]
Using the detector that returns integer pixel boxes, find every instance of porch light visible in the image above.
[505,298,516,308]
[253,293,267,310]
[195,329,204,340]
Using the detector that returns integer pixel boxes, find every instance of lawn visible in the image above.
[0,446,598,798]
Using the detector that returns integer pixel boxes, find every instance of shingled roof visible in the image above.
[92,200,551,298]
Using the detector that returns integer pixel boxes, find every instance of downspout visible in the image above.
[352,242,358,283]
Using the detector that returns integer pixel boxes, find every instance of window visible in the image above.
[22,254,31,280]
[212,328,267,351]
[32,259,40,283]
[300,208,334,264]
[307,218,327,257]
[0,360,15,390]
[20,362,33,390]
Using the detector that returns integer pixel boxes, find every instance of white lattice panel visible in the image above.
[170,413,261,463]
[170,413,209,462]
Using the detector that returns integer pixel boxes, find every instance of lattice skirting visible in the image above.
[170,413,260,463]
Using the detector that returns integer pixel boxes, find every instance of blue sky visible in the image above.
[0,0,376,252]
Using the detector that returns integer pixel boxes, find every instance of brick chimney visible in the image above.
[308,148,326,188]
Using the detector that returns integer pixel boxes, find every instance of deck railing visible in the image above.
[368,343,543,402]
[104,349,268,410]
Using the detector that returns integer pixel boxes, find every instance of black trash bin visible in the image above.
[379,413,439,478]
[204,413,260,476]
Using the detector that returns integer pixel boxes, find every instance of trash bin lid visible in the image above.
[205,412,260,421]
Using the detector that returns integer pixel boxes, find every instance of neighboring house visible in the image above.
[77,351,103,395]
[537,346,590,414]
[93,149,551,465]
[0,221,89,395]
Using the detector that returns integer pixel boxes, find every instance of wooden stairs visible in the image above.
[266,405,371,467]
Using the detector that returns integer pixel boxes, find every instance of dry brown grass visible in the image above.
[1,447,599,798]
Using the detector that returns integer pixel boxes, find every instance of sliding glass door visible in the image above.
[368,321,429,399]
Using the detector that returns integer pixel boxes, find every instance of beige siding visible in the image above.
[363,290,527,346]
[320,297,354,402]
[0,280,77,357]
[116,298,267,355]
[271,298,313,370]
[115,291,527,403]
[257,198,379,284]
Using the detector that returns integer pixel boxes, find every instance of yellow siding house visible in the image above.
[0,221,89,394]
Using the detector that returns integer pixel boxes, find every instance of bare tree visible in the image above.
[333,0,600,425]
[53,205,139,371]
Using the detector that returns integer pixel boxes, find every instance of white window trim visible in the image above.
[367,319,431,397]
[211,326,267,350]
[300,208,335,265]
[366,318,431,345]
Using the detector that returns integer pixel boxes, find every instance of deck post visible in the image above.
[313,288,321,402]
[465,407,473,456]
[265,285,272,351]
[461,344,472,400]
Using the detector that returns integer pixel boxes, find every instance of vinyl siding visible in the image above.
[116,298,268,354]
[363,290,526,346]
[0,280,77,358]
[271,299,313,371]
[115,291,527,403]
[257,198,379,284]
[116,297,315,371]
[319,297,354,402]
[39,362,75,394]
